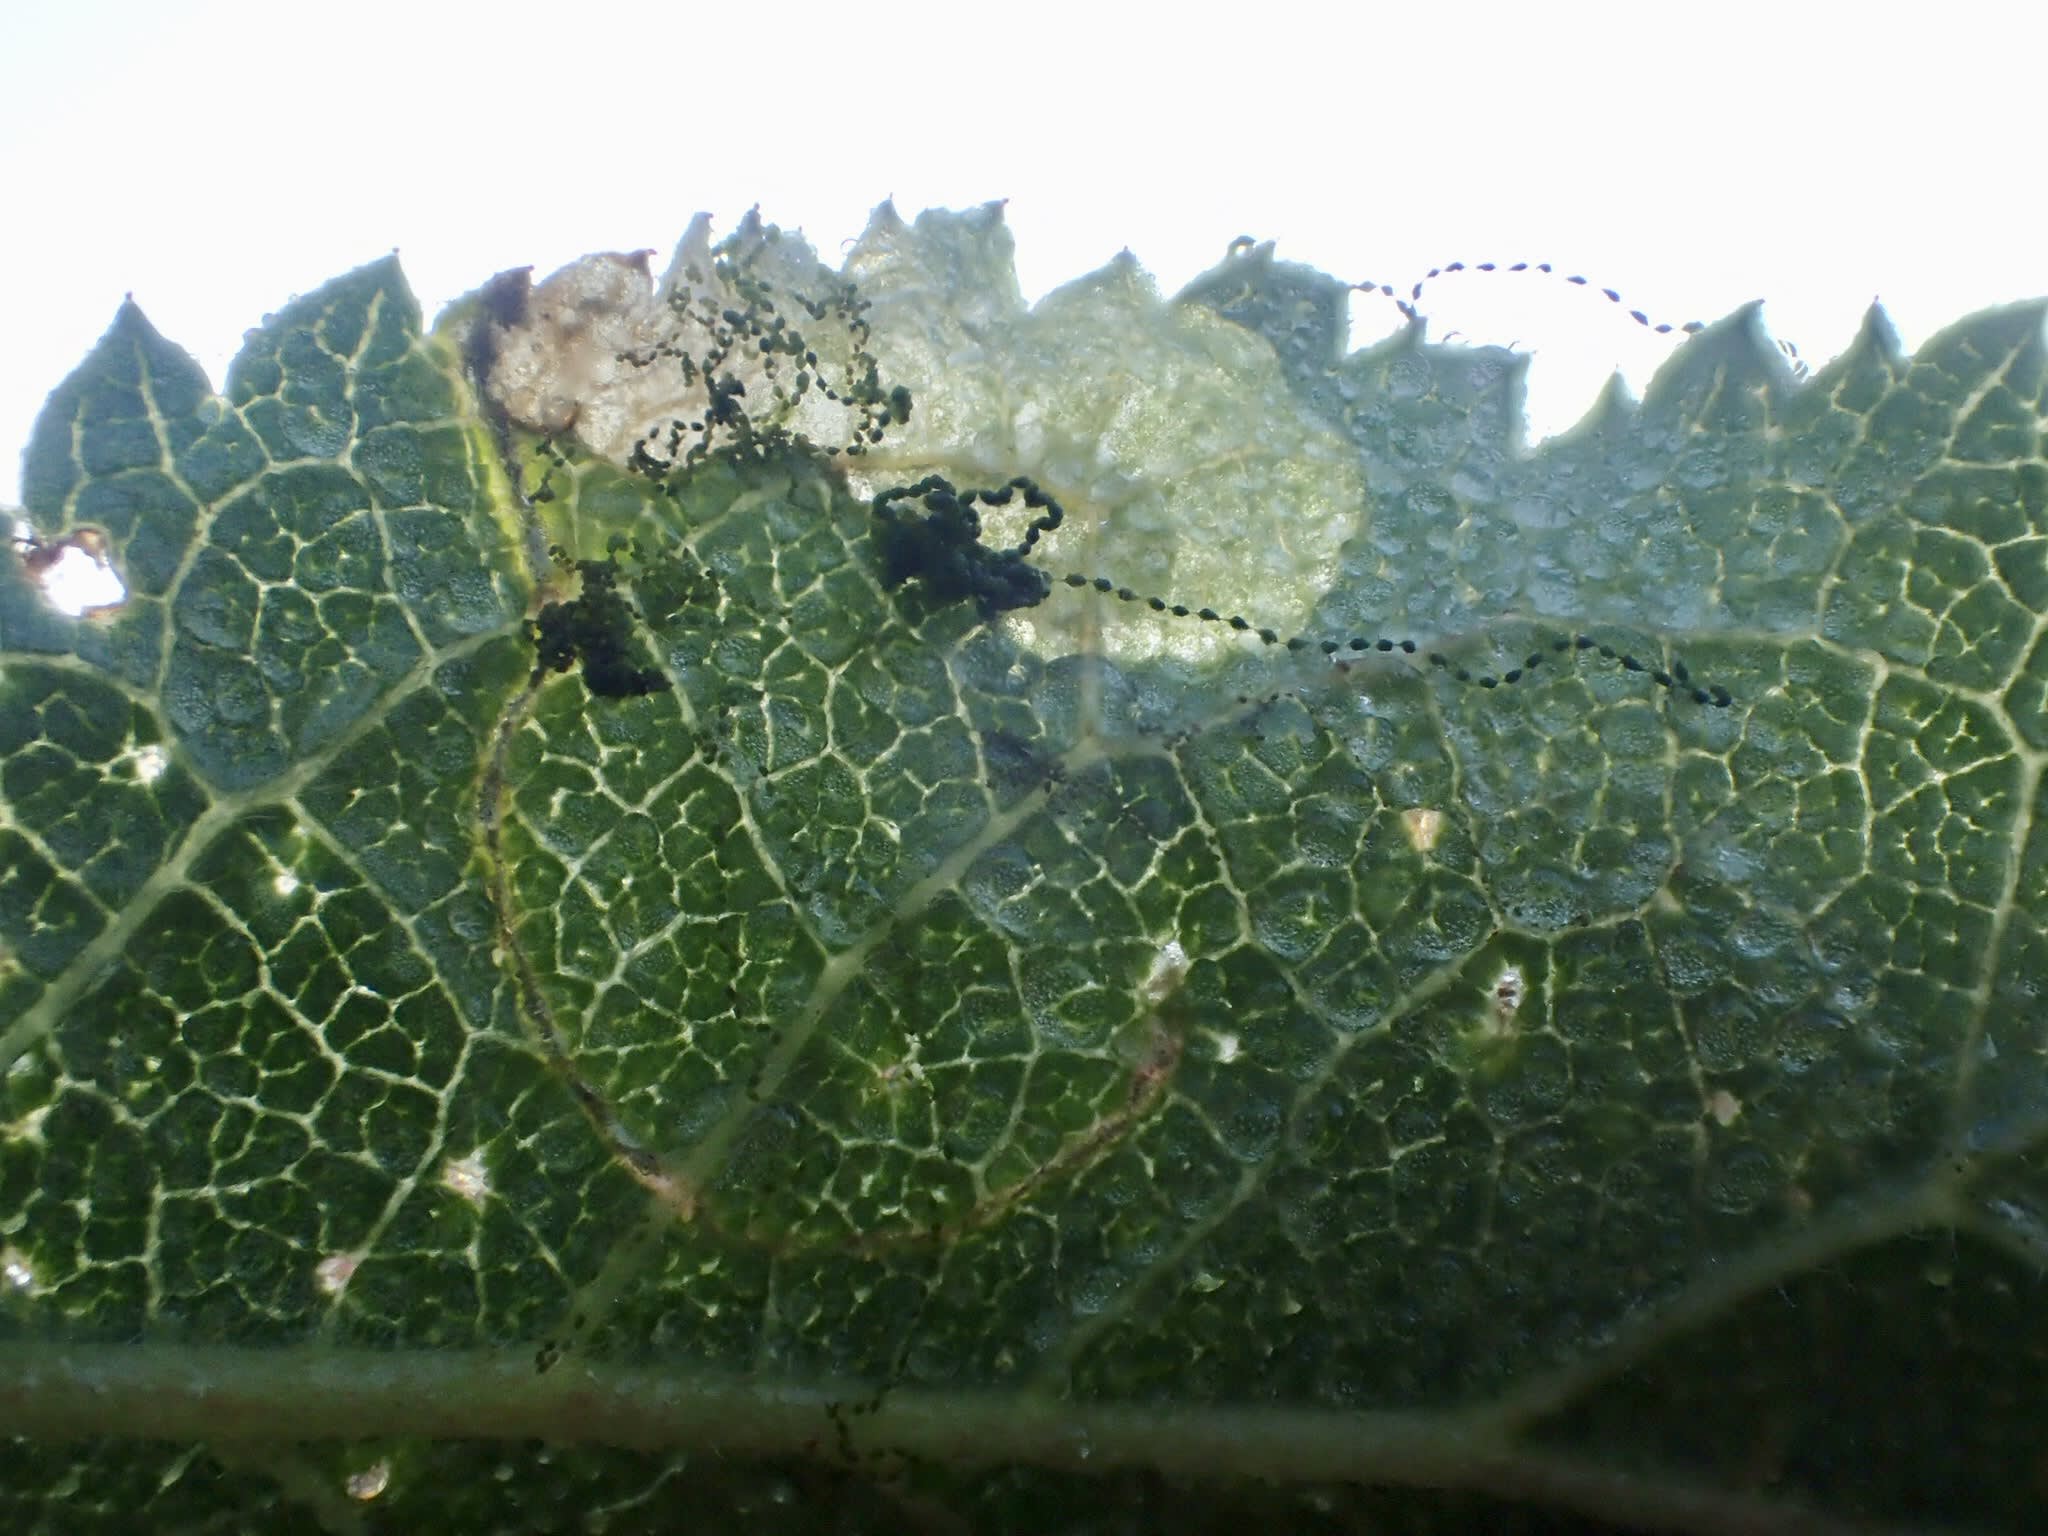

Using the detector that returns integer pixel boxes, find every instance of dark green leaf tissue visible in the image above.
[4,203,2046,1534]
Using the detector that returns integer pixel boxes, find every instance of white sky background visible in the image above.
[1,0,2042,510]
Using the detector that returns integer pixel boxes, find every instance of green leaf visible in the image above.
[4,206,2048,1534]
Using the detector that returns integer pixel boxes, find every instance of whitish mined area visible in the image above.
[478,203,1363,664]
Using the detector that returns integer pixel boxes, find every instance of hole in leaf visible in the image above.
[314,1253,358,1296]
[439,1150,492,1206]
[13,525,127,617]
[345,1460,392,1501]
[1,1245,37,1294]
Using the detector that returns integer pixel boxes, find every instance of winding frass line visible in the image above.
[1348,257,1808,374]
[870,476,1735,709]
[1352,260,1705,337]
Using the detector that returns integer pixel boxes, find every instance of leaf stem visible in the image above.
[0,1341,1911,1536]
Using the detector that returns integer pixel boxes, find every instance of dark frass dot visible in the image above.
[870,473,1735,708]
[528,542,672,700]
